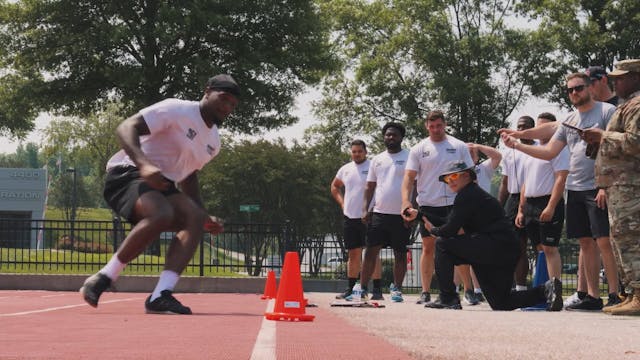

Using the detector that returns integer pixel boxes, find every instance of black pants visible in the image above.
[435,231,546,310]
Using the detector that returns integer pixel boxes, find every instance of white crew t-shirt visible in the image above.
[335,159,371,219]
[106,99,221,182]
[501,148,530,194]
[523,146,570,198]
[475,160,496,193]
[405,136,473,207]
[367,149,409,215]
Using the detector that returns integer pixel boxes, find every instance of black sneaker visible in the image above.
[79,272,112,307]
[145,290,192,315]
[544,277,563,311]
[370,288,384,300]
[474,292,486,302]
[464,290,480,306]
[565,294,603,312]
[416,292,431,304]
[424,297,462,310]
[335,288,352,299]
[604,293,623,308]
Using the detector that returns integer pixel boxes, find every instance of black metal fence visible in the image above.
[0,218,609,295]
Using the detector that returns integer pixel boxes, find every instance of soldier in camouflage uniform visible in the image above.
[584,59,640,316]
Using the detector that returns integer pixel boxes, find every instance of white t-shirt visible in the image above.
[367,149,409,215]
[106,99,221,182]
[406,136,473,207]
[475,160,496,193]
[523,146,570,198]
[335,159,370,219]
[501,148,530,194]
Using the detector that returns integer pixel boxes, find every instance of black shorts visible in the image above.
[566,189,610,239]
[524,196,565,247]
[343,217,366,250]
[103,165,180,224]
[366,213,411,252]
[418,206,452,237]
[504,193,527,237]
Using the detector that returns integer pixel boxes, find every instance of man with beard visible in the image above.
[583,59,640,315]
[357,123,411,302]
[502,73,619,311]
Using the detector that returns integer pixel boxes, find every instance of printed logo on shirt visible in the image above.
[446,148,456,154]
[206,145,215,156]
[186,128,197,140]
[422,151,431,157]
[395,160,406,165]
[362,170,369,175]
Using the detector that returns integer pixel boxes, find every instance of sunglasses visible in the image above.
[443,172,461,184]
[566,85,586,94]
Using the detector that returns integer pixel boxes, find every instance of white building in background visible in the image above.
[0,168,47,248]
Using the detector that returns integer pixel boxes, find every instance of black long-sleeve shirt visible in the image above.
[431,182,512,238]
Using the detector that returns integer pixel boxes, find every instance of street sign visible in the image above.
[239,204,260,212]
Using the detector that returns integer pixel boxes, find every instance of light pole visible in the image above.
[66,167,77,250]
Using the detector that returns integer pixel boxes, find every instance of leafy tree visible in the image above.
[0,142,42,168]
[518,0,640,107]
[0,0,337,136]
[41,101,127,180]
[316,0,554,146]
[199,139,339,275]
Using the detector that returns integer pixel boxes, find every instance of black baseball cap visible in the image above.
[585,66,607,81]
[206,74,241,97]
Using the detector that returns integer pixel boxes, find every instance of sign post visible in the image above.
[239,204,260,224]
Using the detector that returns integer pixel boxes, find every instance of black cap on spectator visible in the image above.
[206,74,241,97]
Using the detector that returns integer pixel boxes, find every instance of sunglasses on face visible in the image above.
[566,85,586,94]
[443,172,461,184]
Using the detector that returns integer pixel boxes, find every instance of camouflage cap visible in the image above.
[609,59,640,77]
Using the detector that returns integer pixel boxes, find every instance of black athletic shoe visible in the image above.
[424,297,462,310]
[145,290,192,315]
[79,272,112,308]
[335,288,352,300]
[464,290,480,306]
[604,293,623,308]
[370,288,384,300]
[416,292,431,304]
[565,294,603,312]
[474,292,486,303]
[544,277,563,311]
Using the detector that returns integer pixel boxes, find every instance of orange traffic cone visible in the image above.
[261,270,277,300]
[265,252,315,321]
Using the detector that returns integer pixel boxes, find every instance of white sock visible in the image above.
[516,285,528,291]
[100,255,126,281]
[150,270,180,301]
[474,288,483,294]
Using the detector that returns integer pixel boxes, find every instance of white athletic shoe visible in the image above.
[563,292,581,308]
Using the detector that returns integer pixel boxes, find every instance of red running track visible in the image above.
[0,291,412,359]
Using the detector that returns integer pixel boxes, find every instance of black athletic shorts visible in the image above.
[103,165,179,224]
[566,189,610,239]
[343,216,366,250]
[504,193,527,237]
[524,195,565,247]
[418,205,452,237]
[366,213,411,252]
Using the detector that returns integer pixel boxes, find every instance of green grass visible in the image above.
[1,245,248,277]
[45,207,114,221]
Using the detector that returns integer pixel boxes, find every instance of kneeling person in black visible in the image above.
[402,161,563,311]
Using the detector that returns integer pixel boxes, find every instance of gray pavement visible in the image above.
[311,292,640,360]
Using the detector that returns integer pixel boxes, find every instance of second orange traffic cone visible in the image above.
[261,270,277,299]
[264,251,315,321]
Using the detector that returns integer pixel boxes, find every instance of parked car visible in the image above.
[326,256,344,268]
[562,263,578,274]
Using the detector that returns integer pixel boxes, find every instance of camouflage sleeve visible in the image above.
[601,102,640,158]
